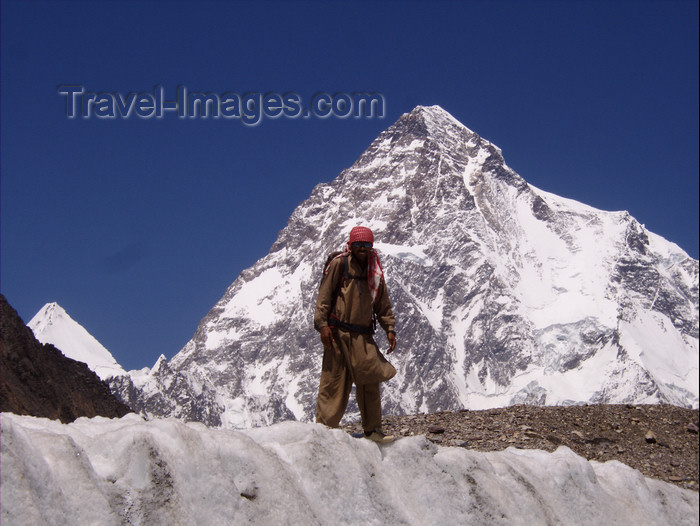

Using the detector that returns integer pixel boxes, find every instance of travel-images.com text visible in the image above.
[57,85,385,125]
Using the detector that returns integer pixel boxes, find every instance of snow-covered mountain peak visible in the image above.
[401,105,504,162]
[109,105,698,428]
[28,302,126,380]
[27,302,64,331]
[399,104,478,139]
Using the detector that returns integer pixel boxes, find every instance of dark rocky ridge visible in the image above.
[0,294,132,423]
[343,403,700,491]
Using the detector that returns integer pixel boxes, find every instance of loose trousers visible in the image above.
[315,330,382,432]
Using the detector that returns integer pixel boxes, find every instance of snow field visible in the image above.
[2,413,697,526]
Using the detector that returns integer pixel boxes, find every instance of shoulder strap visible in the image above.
[329,255,348,315]
[343,254,350,279]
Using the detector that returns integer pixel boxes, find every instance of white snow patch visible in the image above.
[375,242,434,266]
[619,310,699,404]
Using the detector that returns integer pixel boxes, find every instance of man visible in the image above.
[314,226,397,443]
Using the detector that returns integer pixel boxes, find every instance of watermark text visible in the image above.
[57,85,385,125]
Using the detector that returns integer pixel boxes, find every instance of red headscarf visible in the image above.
[348,226,374,245]
[346,226,383,302]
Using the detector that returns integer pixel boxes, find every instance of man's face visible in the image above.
[350,241,372,264]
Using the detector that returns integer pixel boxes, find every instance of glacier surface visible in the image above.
[1,412,697,526]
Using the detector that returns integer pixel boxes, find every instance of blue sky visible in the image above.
[1,0,697,372]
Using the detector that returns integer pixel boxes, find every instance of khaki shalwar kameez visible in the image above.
[314,253,395,433]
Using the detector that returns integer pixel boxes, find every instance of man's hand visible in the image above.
[387,331,396,354]
[320,326,334,349]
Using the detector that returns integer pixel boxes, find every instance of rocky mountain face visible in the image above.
[108,106,699,428]
[0,294,132,423]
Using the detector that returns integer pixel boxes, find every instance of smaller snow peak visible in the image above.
[42,301,62,313]
[28,302,127,380]
[28,302,67,333]
[29,302,73,334]
[41,301,63,317]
